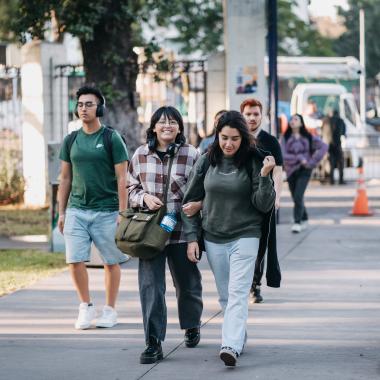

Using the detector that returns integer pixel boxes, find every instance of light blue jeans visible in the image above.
[64,208,127,265]
[205,237,259,354]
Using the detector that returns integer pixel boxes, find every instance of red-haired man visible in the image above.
[240,99,283,302]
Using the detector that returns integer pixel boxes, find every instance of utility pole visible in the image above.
[267,0,279,137]
[359,8,366,124]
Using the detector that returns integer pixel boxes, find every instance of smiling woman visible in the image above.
[127,105,203,364]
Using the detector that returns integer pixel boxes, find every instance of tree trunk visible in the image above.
[79,1,143,154]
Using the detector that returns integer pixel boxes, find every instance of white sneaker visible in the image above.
[219,347,238,367]
[75,303,97,330]
[96,305,118,328]
[291,223,302,233]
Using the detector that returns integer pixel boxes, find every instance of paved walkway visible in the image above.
[1,181,380,380]
[0,235,49,251]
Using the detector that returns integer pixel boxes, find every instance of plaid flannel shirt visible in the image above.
[127,143,200,244]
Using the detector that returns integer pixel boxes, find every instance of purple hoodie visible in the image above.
[281,134,328,178]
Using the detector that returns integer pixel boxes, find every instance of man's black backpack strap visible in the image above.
[66,130,79,163]
[66,125,126,164]
[103,125,128,163]
[102,126,114,162]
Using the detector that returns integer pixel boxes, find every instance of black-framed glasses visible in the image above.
[77,102,97,109]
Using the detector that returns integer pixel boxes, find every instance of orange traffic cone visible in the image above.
[350,165,373,216]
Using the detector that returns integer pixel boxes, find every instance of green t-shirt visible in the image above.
[59,126,129,211]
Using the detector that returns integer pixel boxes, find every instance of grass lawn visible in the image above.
[0,208,49,236]
[0,250,66,297]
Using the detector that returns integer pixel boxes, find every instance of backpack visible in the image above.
[66,125,127,164]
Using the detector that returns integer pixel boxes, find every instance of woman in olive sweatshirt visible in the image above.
[181,111,275,367]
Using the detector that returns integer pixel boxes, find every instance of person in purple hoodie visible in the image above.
[281,114,327,233]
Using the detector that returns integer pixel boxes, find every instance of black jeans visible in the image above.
[287,167,312,224]
[138,243,203,343]
[329,146,344,184]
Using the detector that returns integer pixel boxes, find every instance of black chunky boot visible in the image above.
[140,336,163,364]
[250,285,264,303]
[184,327,201,348]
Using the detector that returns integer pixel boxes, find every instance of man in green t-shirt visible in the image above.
[58,86,129,330]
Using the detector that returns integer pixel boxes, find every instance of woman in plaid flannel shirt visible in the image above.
[127,106,203,364]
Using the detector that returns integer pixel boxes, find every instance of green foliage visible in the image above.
[0,132,24,205]
[278,0,335,56]
[334,0,380,79]
[152,0,224,55]
[0,168,25,205]
[0,0,18,41]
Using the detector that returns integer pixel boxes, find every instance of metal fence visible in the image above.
[0,66,23,204]
[54,60,207,146]
[136,59,206,146]
[53,64,86,139]
[314,132,380,182]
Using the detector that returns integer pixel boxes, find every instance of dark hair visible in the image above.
[214,109,228,120]
[208,110,255,168]
[203,109,228,138]
[146,106,186,148]
[285,113,313,153]
[76,85,105,104]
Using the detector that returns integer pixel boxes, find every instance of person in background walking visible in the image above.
[128,106,203,365]
[327,109,346,185]
[241,98,283,303]
[282,114,327,233]
[182,111,275,367]
[198,110,227,154]
[58,85,129,330]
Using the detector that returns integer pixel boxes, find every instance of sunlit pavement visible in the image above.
[1,180,379,380]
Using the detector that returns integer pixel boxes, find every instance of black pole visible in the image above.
[267,0,279,137]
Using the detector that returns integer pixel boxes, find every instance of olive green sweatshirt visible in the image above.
[181,154,275,243]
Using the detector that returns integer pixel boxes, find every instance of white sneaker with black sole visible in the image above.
[75,303,97,330]
[219,347,238,367]
[96,305,118,328]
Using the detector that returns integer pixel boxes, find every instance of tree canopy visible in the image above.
[2,0,377,148]
[277,0,335,56]
[334,0,380,79]
[3,0,223,149]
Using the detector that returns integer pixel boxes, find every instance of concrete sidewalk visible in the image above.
[1,181,380,380]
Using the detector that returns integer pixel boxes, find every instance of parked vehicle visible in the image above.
[290,83,380,168]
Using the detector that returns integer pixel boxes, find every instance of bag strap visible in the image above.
[66,130,79,162]
[163,156,174,205]
[103,126,114,162]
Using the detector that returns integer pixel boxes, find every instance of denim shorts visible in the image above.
[63,208,127,265]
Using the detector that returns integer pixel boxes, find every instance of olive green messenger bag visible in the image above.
[115,157,174,260]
